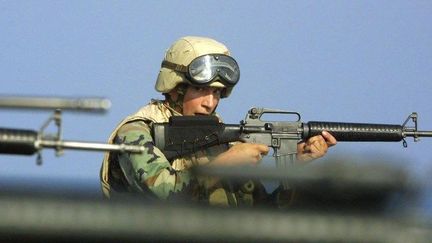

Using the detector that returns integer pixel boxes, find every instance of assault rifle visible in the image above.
[153,107,432,187]
[0,96,144,164]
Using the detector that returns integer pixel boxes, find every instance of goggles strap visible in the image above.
[161,60,188,73]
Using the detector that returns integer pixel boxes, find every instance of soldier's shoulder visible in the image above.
[118,119,149,134]
[132,99,171,123]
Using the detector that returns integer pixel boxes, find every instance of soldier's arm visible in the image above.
[115,120,192,199]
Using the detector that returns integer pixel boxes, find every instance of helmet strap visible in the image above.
[164,84,187,114]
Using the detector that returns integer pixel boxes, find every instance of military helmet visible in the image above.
[155,36,238,98]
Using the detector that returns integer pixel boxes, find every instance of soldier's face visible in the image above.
[182,86,222,116]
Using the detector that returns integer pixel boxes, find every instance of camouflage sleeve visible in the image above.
[115,120,192,199]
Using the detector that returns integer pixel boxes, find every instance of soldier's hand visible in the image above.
[212,143,269,166]
[296,131,337,162]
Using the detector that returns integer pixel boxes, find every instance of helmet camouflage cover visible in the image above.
[155,36,235,98]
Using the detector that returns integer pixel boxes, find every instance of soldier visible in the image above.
[100,36,337,206]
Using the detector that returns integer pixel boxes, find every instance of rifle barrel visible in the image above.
[39,140,144,153]
[0,96,111,113]
[404,131,432,137]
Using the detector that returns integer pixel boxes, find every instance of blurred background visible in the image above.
[1,0,431,218]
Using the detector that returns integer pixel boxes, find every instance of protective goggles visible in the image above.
[161,54,240,87]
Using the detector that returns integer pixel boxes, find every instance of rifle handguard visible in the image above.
[0,128,38,155]
[304,122,403,141]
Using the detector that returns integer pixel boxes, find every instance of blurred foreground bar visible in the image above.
[0,194,431,242]
[0,95,111,113]
[0,160,429,242]
[194,161,409,191]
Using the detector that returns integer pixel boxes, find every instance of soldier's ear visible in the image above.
[166,90,178,102]
[167,84,189,102]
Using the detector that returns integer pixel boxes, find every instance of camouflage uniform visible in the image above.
[100,99,273,206]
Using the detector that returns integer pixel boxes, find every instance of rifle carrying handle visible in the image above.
[304,122,403,142]
[0,128,38,155]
